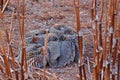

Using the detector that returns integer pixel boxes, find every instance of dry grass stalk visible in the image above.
[118,53,120,80]
[73,0,80,32]
[0,0,3,10]
[16,0,22,40]
[97,49,103,72]
[6,9,19,80]
[73,0,82,64]
[0,30,12,78]
[78,36,83,64]
[108,0,113,54]
[90,0,97,61]
[22,0,28,73]
[87,57,92,80]
[0,5,20,79]
[42,29,49,80]
[77,36,83,80]
[103,1,108,60]
[118,15,120,80]
[92,0,98,63]
[112,73,115,80]
[113,0,119,37]
[99,0,104,47]
[20,0,27,80]
[112,39,118,66]
[93,0,97,19]
[93,65,98,80]
[101,66,105,80]
[9,8,14,39]
[90,0,94,20]
[0,64,4,73]
[1,0,10,13]
[92,7,99,80]
[21,47,25,80]
[73,1,84,79]
[82,0,120,79]
[77,64,87,80]
[79,64,82,80]
[112,1,119,65]
[32,67,60,80]
[0,9,15,78]
[106,63,110,80]
[82,64,86,80]
[100,9,107,79]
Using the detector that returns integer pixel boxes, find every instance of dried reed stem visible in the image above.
[16,0,22,40]
[0,0,3,10]
[101,66,105,80]
[20,0,27,80]
[118,16,120,79]
[112,73,115,80]
[106,63,110,80]
[78,36,83,64]
[92,0,98,64]
[0,64,3,73]
[107,0,113,55]
[93,65,98,80]
[74,0,80,32]
[87,57,92,80]
[90,0,94,20]
[74,0,82,63]
[74,0,83,65]
[118,53,120,80]
[112,39,118,66]
[83,64,86,80]
[79,64,83,80]
[0,4,19,79]
[103,1,108,60]
[21,47,25,80]
[1,0,10,13]
[0,30,12,78]
[113,0,118,37]
[99,0,104,47]
[74,1,84,79]
[7,9,19,80]
[43,29,49,80]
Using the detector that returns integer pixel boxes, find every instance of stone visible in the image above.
[48,41,61,67]
[57,41,75,67]
[17,25,79,68]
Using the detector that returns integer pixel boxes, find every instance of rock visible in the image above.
[48,33,58,41]
[57,41,75,67]
[17,25,79,68]
[48,41,61,67]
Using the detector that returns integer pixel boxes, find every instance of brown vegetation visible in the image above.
[0,0,120,80]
